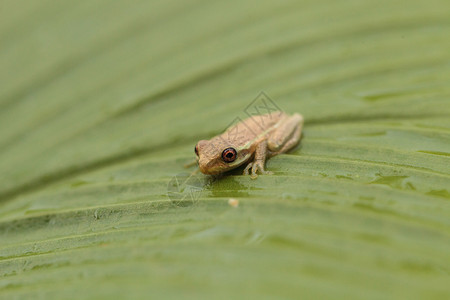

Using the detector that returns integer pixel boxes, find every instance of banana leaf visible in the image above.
[1,0,449,299]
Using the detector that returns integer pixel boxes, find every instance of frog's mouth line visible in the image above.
[199,156,249,175]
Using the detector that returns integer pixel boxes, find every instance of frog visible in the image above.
[194,112,303,179]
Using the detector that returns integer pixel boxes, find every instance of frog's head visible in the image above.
[195,138,253,175]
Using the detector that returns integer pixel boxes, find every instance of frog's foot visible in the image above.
[243,161,273,179]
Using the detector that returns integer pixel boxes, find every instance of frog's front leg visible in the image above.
[243,140,273,179]
[267,113,303,156]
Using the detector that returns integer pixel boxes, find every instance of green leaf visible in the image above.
[1,0,449,299]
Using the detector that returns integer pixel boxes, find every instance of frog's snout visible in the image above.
[198,161,209,174]
[198,158,221,175]
[197,158,209,174]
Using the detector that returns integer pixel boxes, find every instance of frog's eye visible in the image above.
[194,144,199,156]
[222,148,237,163]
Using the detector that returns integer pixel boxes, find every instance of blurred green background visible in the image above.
[1,0,449,299]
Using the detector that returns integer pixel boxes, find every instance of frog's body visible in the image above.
[195,112,303,178]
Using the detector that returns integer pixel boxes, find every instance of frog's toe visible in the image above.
[243,162,254,176]
[250,166,260,179]
[255,169,273,176]
[251,165,259,178]
[244,161,272,178]
[251,162,272,178]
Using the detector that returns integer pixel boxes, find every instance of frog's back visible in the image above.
[218,112,287,148]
